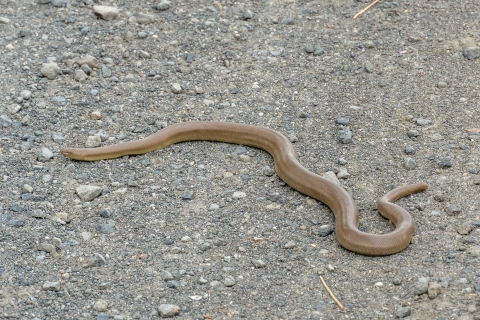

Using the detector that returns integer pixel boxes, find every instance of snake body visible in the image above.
[61,121,428,255]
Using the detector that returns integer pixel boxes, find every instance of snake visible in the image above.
[61,121,428,256]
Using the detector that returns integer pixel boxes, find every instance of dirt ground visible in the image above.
[0,0,479,319]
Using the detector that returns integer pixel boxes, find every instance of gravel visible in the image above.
[0,1,479,319]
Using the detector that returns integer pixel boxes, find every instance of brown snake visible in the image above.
[61,121,428,256]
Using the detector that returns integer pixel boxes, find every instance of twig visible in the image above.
[319,276,346,311]
[353,0,380,19]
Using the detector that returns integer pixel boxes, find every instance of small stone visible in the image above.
[101,66,111,77]
[0,17,10,24]
[365,61,374,73]
[243,9,253,20]
[223,276,236,287]
[428,282,442,299]
[76,185,103,201]
[378,79,388,87]
[416,118,432,125]
[194,86,204,94]
[413,277,429,295]
[313,45,325,56]
[407,130,419,138]
[396,305,411,318]
[74,69,88,82]
[158,304,180,318]
[38,243,56,253]
[0,114,13,126]
[232,191,246,199]
[262,165,275,176]
[456,222,473,235]
[93,299,108,312]
[135,13,155,24]
[42,281,61,291]
[304,44,314,53]
[405,146,415,155]
[283,241,296,249]
[437,81,447,88]
[41,62,61,80]
[404,158,416,170]
[90,111,102,120]
[139,50,151,59]
[337,167,350,179]
[171,83,183,94]
[182,190,194,200]
[336,116,349,125]
[438,159,452,168]
[77,55,100,69]
[160,270,174,281]
[85,136,102,148]
[93,5,119,21]
[203,99,214,106]
[199,242,212,251]
[463,47,480,60]
[338,128,353,143]
[312,225,333,237]
[22,184,34,193]
[96,224,115,234]
[154,0,171,11]
[38,147,54,162]
[393,278,402,286]
[251,259,266,268]
[51,132,65,144]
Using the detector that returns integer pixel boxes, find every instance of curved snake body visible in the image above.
[61,121,427,255]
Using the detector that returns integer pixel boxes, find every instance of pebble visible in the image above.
[90,111,102,120]
[232,191,246,199]
[52,132,65,144]
[413,277,429,295]
[337,167,350,179]
[378,79,388,87]
[154,0,171,11]
[182,190,195,200]
[283,241,296,249]
[396,305,411,318]
[463,47,480,60]
[135,13,155,24]
[336,116,349,125]
[0,17,10,24]
[223,276,236,287]
[456,222,473,235]
[0,114,13,126]
[338,128,353,143]
[407,130,419,138]
[37,146,53,162]
[416,118,432,125]
[251,259,266,268]
[75,69,88,82]
[438,158,452,168]
[158,304,180,318]
[93,299,108,312]
[161,270,174,281]
[76,185,103,201]
[96,224,115,234]
[428,281,442,299]
[365,61,374,73]
[93,5,119,21]
[404,158,416,170]
[85,136,102,148]
[315,224,334,237]
[42,281,61,291]
[77,55,100,69]
[40,62,61,80]
[437,81,447,88]
[171,83,183,94]
[405,146,415,155]
[262,165,275,176]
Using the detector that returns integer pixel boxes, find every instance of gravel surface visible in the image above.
[1,0,480,319]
